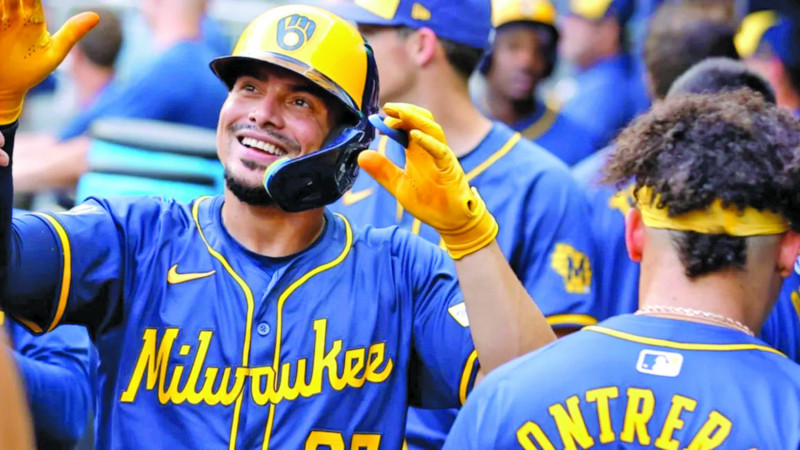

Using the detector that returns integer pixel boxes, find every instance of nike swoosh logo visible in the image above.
[341,188,374,206]
[167,264,216,285]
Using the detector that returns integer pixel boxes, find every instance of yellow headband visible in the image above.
[635,186,789,236]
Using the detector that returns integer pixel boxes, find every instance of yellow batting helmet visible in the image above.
[210,5,380,212]
[492,0,557,28]
[482,0,560,77]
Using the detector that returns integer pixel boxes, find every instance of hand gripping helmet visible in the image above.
[210,5,379,212]
[481,0,560,78]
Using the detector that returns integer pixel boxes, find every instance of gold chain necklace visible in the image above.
[635,305,755,336]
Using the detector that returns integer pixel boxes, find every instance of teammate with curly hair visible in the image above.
[444,89,800,448]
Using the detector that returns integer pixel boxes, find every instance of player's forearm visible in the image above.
[455,241,556,373]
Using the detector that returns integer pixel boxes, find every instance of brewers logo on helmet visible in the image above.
[211,5,380,212]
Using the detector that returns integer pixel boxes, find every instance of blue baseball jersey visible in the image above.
[445,314,800,449]
[760,255,800,361]
[332,123,597,449]
[3,314,95,448]
[557,53,650,150]
[476,98,598,166]
[572,148,640,320]
[334,123,597,327]
[6,196,479,449]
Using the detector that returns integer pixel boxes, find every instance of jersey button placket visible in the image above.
[257,322,271,336]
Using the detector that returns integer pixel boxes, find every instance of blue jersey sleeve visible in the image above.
[7,318,94,447]
[3,196,176,336]
[398,233,479,409]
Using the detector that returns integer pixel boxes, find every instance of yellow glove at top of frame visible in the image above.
[0,0,98,124]
[357,103,499,260]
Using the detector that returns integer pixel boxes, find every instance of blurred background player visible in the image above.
[571,0,739,321]
[735,10,800,116]
[445,87,800,449]
[0,4,557,448]
[11,0,227,196]
[555,0,650,150]
[333,0,596,448]
[474,0,595,166]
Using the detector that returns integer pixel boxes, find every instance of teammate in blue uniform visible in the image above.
[761,255,800,360]
[332,2,596,446]
[475,0,596,166]
[572,2,740,320]
[12,0,228,196]
[5,317,94,449]
[0,3,555,448]
[445,88,800,449]
[556,0,650,150]
[736,11,800,116]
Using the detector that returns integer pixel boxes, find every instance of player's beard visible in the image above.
[224,163,275,207]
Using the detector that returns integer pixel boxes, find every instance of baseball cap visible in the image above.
[566,0,635,25]
[735,11,800,67]
[333,0,493,50]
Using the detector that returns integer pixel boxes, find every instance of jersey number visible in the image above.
[305,431,381,450]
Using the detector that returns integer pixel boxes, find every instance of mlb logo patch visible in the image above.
[636,350,683,377]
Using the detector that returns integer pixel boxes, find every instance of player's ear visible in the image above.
[625,208,645,262]
[410,27,438,68]
[777,230,800,278]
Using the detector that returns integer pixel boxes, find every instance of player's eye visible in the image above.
[290,97,314,110]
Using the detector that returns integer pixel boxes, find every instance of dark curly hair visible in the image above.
[604,89,800,277]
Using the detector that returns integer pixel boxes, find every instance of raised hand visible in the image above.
[0,0,98,123]
[358,103,498,259]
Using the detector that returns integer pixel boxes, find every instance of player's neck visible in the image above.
[481,89,537,127]
[221,191,326,258]
[637,242,775,335]
[403,75,493,158]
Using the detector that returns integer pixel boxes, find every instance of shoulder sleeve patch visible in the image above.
[448,302,470,328]
[550,243,592,294]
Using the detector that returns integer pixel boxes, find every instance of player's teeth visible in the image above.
[241,137,285,156]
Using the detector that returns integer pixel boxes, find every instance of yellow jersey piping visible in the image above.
[191,197,256,450]
[262,213,354,450]
[586,325,785,356]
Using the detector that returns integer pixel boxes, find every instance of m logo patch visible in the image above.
[550,243,592,294]
[277,14,316,51]
[636,349,683,377]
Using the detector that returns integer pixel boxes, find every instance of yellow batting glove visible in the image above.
[358,102,498,259]
[0,1,99,124]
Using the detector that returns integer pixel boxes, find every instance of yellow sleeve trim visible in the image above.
[546,314,598,328]
[586,325,786,356]
[33,213,72,333]
[459,349,480,405]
